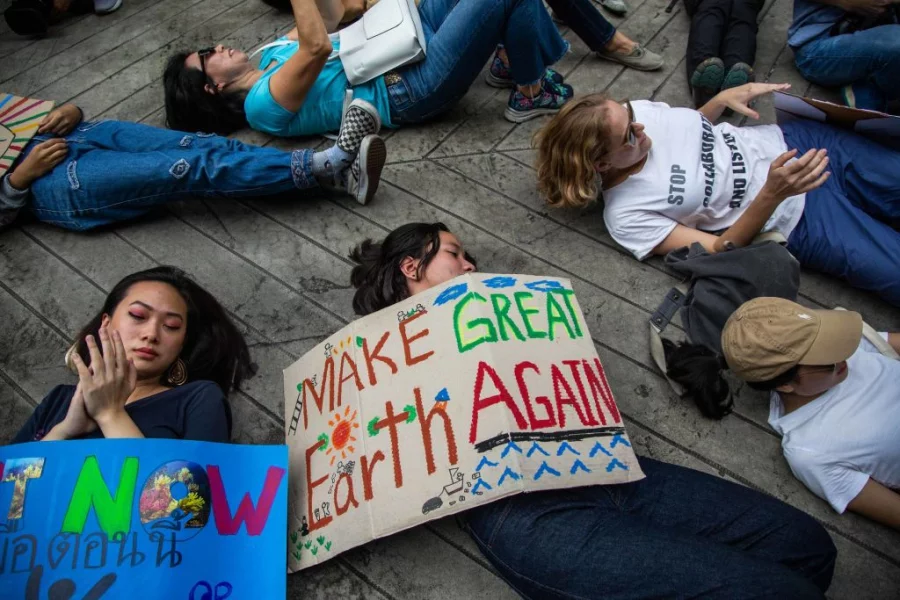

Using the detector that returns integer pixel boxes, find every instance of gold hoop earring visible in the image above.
[64,344,79,374]
[167,358,188,386]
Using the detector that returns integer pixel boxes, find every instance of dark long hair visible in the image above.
[349,222,477,316]
[163,51,248,134]
[662,339,798,419]
[70,266,255,405]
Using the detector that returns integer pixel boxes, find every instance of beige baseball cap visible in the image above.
[721,297,863,382]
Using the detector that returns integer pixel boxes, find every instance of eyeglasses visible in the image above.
[624,100,637,147]
[198,46,216,79]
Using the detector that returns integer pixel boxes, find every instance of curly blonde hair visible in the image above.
[534,93,616,209]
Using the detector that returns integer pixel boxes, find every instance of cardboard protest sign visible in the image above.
[284,273,643,571]
[0,94,55,178]
[0,439,287,598]
[774,91,900,149]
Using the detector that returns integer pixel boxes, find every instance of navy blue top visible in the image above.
[11,380,231,444]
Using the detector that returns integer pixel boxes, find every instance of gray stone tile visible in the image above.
[341,526,516,600]
[2,0,899,596]
[0,0,160,82]
[0,378,36,445]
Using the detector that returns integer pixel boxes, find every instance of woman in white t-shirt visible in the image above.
[533,83,900,307]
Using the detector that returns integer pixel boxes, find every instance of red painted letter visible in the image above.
[208,465,285,536]
[514,362,556,429]
[470,361,528,443]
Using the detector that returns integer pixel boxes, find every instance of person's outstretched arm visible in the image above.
[846,479,900,530]
[269,0,333,113]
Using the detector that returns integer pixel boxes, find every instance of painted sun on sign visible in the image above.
[326,406,359,466]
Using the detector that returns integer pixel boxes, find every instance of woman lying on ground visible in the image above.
[0,100,385,231]
[348,221,837,599]
[262,0,664,73]
[682,0,764,106]
[667,297,900,529]
[534,83,900,306]
[164,0,573,136]
[12,266,251,444]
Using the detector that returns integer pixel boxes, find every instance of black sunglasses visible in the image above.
[198,46,216,79]
[624,100,637,146]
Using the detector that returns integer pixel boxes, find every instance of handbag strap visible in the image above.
[248,35,340,61]
[649,283,690,396]
[834,307,899,360]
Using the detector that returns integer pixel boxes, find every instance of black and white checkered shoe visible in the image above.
[337,99,382,156]
[346,135,386,206]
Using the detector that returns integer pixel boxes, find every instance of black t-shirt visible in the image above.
[11,380,230,444]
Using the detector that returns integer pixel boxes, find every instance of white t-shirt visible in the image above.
[768,335,900,513]
[603,101,806,260]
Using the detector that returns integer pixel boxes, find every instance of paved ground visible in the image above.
[1,0,898,597]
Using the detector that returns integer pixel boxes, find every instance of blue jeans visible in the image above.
[546,0,616,52]
[26,120,316,231]
[794,24,900,111]
[781,119,900,306]
[465,457,836,599]
[390,0,569,123]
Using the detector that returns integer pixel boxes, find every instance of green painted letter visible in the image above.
[62,456,139,537]
[546,292,577,341]
[454,292,497,353]
[514,292,546,339]
[490,294,526,342]
[554,289,583,337]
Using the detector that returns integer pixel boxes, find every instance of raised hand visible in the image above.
[762,148,830,201]
[71,326,137,427]
[715,82,792,120]
[37,104,82,135]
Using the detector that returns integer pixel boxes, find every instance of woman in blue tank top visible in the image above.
[163,0,574,136]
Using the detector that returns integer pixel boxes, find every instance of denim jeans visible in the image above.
[465,457,836,599]
[546,0,616,52]
[793,24,900,111]
[390,0,569,123]
[782,119,900,306]
[26,120,316,231]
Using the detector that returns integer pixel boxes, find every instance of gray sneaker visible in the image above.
[345,135,386,206]
[94,0,123,14]
[599,0,628,14]
[596,44,664,71]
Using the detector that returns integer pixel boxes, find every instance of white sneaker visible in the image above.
[345,135,386,205]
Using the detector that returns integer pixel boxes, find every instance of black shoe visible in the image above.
[4,0,52,36]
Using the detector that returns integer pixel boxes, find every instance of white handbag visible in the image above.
[338,0,427,85]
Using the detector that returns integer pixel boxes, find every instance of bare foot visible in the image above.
[516,82,542,98]
[603,31,637,55]
[497,47,510,67]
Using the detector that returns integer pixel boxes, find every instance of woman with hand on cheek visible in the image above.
[11,266,254,444]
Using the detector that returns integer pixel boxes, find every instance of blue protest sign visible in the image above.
[0,439,287,599]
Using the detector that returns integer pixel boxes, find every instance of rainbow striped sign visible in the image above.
[0,93,55,178]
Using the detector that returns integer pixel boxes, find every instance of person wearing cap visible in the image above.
[722,297,900,529]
